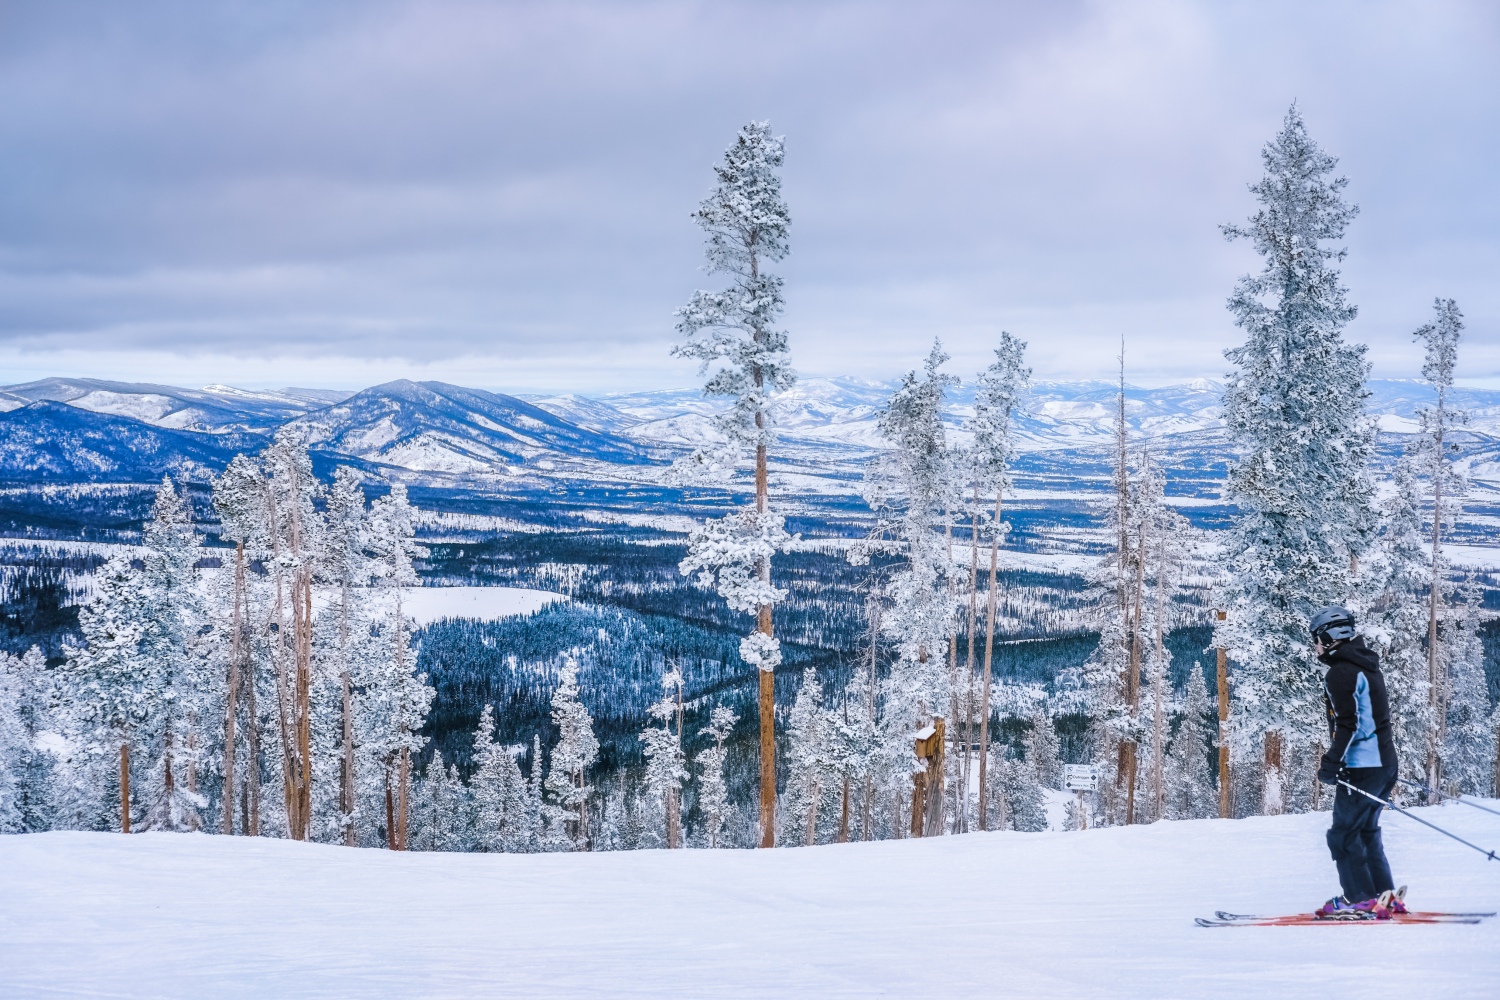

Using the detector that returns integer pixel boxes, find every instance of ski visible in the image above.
[1214,909,1494,922]
[1197,913,1485,928]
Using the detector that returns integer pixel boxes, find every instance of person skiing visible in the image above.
[1310,605,1406,919]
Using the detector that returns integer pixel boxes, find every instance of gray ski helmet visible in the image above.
[1309,605,1356,645]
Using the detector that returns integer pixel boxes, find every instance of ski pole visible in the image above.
[1396,777,1500,819]
[1339,779,1498,863]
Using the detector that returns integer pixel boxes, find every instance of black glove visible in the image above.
[1316,755,1343,786]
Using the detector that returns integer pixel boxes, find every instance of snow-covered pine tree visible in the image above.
[1216,105,1377,815]
[0,650,28,832]
[1001,753,1048,833]
[640,667,687,849]
[470,704,530,852]
[212,453,269,836]
[366,481,430,849]
[1027,710,1062,791]
[970,332,1030,829]
[1440,589,1493,796]
[696,704,736,848]
[781,667,831,846]
[133,477,209,833]
[1163,666,1218,820]
[855,342,961,835]
[261,432,326,840]
[0,647,54,831]
[546,661,598,850]
[1410,298,1468,792]
[672,121,796,849]
[410,751,474,853]
[1362,462,1432,788]
[322,466,372,845]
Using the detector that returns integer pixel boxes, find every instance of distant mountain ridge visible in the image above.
[2,373,1498,485]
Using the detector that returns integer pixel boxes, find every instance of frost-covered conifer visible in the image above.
[970,332,1030,829]
[0,647,54,831]
[65,478,207,833]
[323,467,372,845]
[1026,711,1062,791]
[781,667,832,846]
[546,661,598,849]
[857,344,960,784]
[470,704,530,852]
[673,121,796,848]
[696,704,736,848]
[1216,106,1377,813]
[1440,592,1494,795]
[1002,755,1048,833]
[410,751,473,853]
[364,481,431,849]
[640,667,687,849]
[1410,299,1468,790]
[1362,463,1433,785]
[1164,668,1217,820]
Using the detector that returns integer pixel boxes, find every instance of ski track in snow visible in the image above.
[3,806,1498,999]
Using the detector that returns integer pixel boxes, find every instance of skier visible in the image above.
[1309,605,1407,919]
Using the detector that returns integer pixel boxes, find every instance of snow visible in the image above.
[3,805,1498,998]
[398,586,565,624]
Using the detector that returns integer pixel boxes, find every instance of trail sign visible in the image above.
[1064,765,1099,792]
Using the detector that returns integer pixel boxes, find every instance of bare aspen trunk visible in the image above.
[222,541,244,835]
[385,767,396,850]
[944,509,960,833]
[244,651,261,837]
[804,775,820,846]
[120,742,131,834]
[1151,543,1168,823]
[961,487,980,834]
[838,776,851,843]
[666,787,681,849]
[977,491,1002,829]
[1263,730,1284,815]
[340,579,356,847]
[1215,610,1231,819]
[1426,425,1446,797]
[396,746,410,851]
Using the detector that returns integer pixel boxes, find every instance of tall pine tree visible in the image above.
[1215,105,1376,814]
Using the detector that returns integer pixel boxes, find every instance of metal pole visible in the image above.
[1397,777,1500,819]
[1338,780,1498,863]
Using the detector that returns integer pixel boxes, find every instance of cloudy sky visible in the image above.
[0,1,1496,393]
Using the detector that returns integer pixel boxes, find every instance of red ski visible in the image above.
[1197,910,1490,928]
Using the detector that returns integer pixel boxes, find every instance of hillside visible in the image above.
[2,806,1496,998]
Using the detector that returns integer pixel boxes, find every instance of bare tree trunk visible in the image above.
[961,486,980,833]
[340,579,356,847]
[750,238,777,849]
[1427,422,1446,797]
[862,597,879,841]
[244,650,261,837]
[222,540,244,835]
[805,774,820,846]
[1151,538,1168,823]
[119,742,131,834]
[944,508,960,834]
[385,767,396,850]
[977,491,1002,829]
[1215,610,1230,819]
[396,746,410,851]
[838,776,851,843]
[1263,730,1284,815]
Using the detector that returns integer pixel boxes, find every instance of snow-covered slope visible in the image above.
[3,806,1496,999]
[0,401,261,481]
[284,380,656,473]
[1,377,348,433]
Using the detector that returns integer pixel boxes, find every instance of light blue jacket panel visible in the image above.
[1341,671,1383,768]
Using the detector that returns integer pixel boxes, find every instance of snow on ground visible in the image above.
[1444,544,1500,571]
[4,805,1498,999]
[399,586,566,624]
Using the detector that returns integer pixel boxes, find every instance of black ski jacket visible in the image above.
[1319,636,1397,771]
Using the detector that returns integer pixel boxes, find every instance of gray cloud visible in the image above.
[0,0,1496,391]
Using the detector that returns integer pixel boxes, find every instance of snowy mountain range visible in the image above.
[1,373,1498,486]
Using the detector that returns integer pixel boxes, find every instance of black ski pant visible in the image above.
[1327,763,1397,903]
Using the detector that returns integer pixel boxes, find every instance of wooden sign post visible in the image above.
[911,719,945,838]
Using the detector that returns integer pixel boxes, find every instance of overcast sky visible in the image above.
[0,1,1496,393]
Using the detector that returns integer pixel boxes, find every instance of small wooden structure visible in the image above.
[910,718,945,838]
